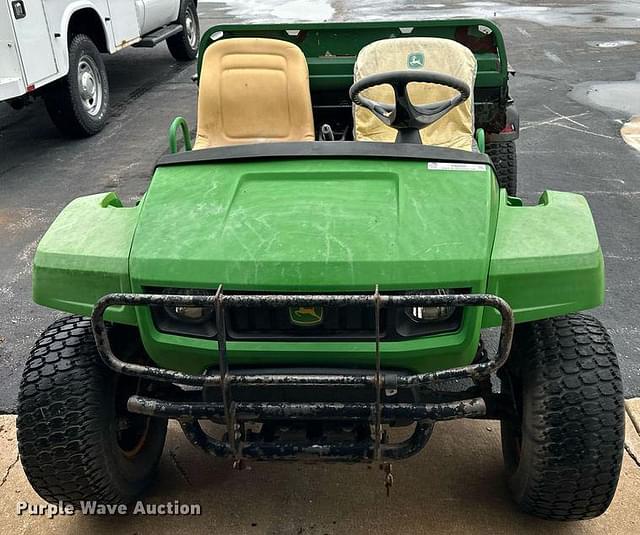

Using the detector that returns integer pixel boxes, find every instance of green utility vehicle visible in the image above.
[17,20,624,521]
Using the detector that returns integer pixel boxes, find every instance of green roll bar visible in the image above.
[475,128,485,153]
[168,117,192,153]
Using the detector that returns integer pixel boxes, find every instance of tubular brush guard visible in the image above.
[91,287,514,464]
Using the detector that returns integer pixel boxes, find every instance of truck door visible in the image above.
[106,0,141,48]
[7,0,58,86]
[136,0,180,36]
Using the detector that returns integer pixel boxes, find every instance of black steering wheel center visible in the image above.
[349,71,471,144]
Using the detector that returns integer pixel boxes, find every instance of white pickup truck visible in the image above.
[1,0,200,136]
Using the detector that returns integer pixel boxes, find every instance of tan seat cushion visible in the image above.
[353,37,477,151]
[194,38,315,149]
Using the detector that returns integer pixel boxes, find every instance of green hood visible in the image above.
[129,158,498,292]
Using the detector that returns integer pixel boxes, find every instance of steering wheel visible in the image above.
[349,71,471,144]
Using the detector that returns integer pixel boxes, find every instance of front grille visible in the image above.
[227,305,386,341]
[147,288,466,341]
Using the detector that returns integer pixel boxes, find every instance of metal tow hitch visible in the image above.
[382,462,393,496]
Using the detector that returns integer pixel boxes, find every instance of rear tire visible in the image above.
[500,314,625,520]
[17,316,167,506]
[486,141,517,195]
[167,0,200,61]
[44,34,109,137]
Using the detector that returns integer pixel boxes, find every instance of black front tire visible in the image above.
[486,141,517,195]
[167,0,200,61]
[500,314,625,520]
[17,316,167,506]
[44,34,109,137]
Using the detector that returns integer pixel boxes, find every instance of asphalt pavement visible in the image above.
[1,0,640,415]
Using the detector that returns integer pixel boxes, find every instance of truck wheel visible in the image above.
[167,0,200,61]
[44,34,109,137]
[486,141,517,195]
[17,316,167,506]
[499,314,625,520]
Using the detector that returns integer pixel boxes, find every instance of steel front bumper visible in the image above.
[91,288,513,463]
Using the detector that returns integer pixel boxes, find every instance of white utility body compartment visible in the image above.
[1,0,59,98]
[1,0,198,137]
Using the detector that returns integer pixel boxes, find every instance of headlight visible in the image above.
[405,289,455,323]
[172,305,211,321]
[163,288,214,323]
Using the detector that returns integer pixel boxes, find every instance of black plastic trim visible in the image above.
[146,287,465,342]
[156,141,495,171]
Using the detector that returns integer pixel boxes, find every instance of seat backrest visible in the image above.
[353,37,477,151]
[194,38,315,149]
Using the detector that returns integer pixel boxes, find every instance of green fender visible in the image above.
[482,190,604,327]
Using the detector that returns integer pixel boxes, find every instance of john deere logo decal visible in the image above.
[289,306,324,326]
[407,52,425,69]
